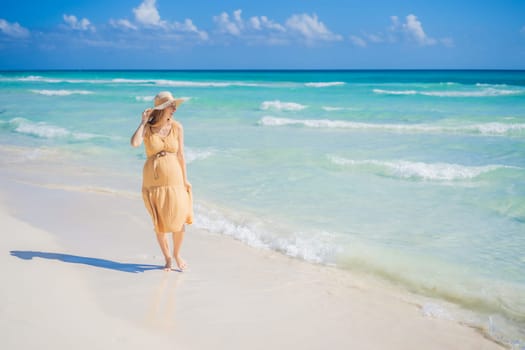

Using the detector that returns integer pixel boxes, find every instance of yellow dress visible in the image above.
[142,121,193,233]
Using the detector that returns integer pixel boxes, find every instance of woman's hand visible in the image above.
[184,181,192,193]
[131,109,151,147]
[141,108,153,124]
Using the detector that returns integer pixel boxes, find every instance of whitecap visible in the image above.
[465,122,525,135]
[155,80,259,88]
[321,106,359,112]
[259,116,525,136]
[19,75,57,82]
[31,89,94,96]
[3,75,287,88]
[373,89,418,95]
[6,118,105,140]
[11,118,70,138]
[260,100,307,111]
[421,88,523,97]
[259,116,435,131]
[17,76,62,83]
[322,106,344,111]
[304,82,345,87]
[328,156,516,181]
[185,147,214,163]
[112,78,154,84]
[114,78,264,88]
[135,96,155,102]
[374,87,524,97]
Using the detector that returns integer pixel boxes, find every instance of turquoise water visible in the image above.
[1,70,524,346]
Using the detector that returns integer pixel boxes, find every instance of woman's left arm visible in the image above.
[176,122,192,192]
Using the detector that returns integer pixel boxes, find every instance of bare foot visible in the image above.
[174,255,187,271]
[163,257,172,271]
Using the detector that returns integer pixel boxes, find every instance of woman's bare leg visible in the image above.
[172,227,187,270]
[156,232,172,271]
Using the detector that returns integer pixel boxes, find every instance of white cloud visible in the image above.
[63,14,95,32]
[250,16,285,32]
[389,16,400,32]
[350,14,450,47]
[110,0,208,41]
[233,9,243,24]
[213,10,243,36]
[213,10,340,44]
[402,14,436,45]
[133,0,165,27]
[285,13,343,42]
[349,35,366,47]
[0,19,30,38]
[249,17,261,30]
[173,19,209,40]
[109,19,138,31]
[214,10,286,37]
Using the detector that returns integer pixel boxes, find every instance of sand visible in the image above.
[0,164,506,350]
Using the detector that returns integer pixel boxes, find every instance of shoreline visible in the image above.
[0,162,508,349]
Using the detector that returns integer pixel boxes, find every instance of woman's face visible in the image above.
[166,104,176,116]
[161,104,176,119]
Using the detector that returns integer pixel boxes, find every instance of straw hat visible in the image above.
[153,91,185,110]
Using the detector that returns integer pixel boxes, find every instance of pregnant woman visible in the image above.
[131,91,193,271]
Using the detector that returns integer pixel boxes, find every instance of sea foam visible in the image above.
[6,118,104,140]
[322,106,344,111]
[193,203,339,264]
[328,156,515,181]
[321,106,360,112]
[259,116,525,136]
[4,76,274,88]
[135,96,155,102]
[373,87,524,97]
[304,82,345,87]
[31,89,94,96]
[260,100,308,111]
[185,147,214,163]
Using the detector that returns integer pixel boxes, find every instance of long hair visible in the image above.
[147,109,164,125]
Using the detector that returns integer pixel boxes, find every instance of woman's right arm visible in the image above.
[130,109,152,147]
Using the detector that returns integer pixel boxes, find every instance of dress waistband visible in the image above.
[148,150,176,179]
[149,150,175,159]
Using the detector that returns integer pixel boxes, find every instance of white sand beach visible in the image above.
[0,160,506,350]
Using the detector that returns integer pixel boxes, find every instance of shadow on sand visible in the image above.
[10,250,163,273]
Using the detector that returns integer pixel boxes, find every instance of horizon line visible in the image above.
[2,68,525,72]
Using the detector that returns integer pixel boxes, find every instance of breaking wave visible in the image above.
[185,147,214,163]
[193,202,339,264]
[3,76,287,88]
[258,116,525,136]
[30,89,94,96]
[373,87,525,97]
[260,100,308,111]
[2,118,108,140]
[304,82,345,87]
[328,156,517,181]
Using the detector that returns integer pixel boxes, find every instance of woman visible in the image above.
[131,91,193,271]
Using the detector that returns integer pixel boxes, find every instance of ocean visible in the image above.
[1,70,524,347]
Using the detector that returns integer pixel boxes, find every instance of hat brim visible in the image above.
[153,98,185,110]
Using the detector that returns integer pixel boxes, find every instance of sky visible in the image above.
[1,0,525,70]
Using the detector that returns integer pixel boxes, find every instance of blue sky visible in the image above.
[1,0,525,69]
